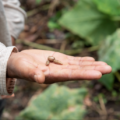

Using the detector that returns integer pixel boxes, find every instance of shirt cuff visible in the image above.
[0,46,18,95]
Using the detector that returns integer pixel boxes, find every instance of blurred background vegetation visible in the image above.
[2,0,120,120]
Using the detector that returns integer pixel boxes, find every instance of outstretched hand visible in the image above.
[7,50,112,84]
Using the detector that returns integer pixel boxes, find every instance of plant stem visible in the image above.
[27,4,49,17]
[88,46,99,52]
[16,39,98,55]
[111,16,120,21]
[114,71,120,82]
[16,39,82,55]
[16,39,59,51]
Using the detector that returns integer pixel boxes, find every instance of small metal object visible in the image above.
[46,60,50,66]
[46,56,63,66]
[53,59,63,65]
[48,56,55,62]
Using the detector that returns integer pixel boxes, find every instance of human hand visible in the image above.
[7,50,112,84]
[1,94,14,99]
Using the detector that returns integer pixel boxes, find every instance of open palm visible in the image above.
[7,49,112,84]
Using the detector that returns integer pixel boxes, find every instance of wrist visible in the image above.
[6,46,18,95]
[7,47,18,78]
[6,78,16,95]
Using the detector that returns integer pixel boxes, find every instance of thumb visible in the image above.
[1,94,15,99]
[34,70,45,84]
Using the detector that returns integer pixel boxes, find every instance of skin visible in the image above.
[7,50,112,84]
[2,37,15,99]
[4,37,112,98]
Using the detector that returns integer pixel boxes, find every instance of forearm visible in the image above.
[6,36,17,95]
[4,0,26,95]
[0,0,25,96]
[0,42,18,95]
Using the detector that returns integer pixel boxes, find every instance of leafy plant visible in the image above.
[72,40,84,49]
[93,0,120,16]
[48,11,62,31]
[99,73,114,90]
[98,29,120,90]
[99,29,120,72]
[16,84,87,120]
[59,0,120,45]
[93,93,107,104]
[36,0,42,5]
[58,0,120,90]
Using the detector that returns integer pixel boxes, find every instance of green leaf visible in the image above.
[99,73,114,90]
[48,11,63,31]
[48,21,61,31]
[59,0,118,45]
[16,84,87,120]
[99,29,120,72]
[36,0,41,4]
[93,0,120,16]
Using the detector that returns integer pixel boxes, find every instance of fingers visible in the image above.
[67,56,109,67]
[49,68,102,81]
[67,56,103,66]
[66,56,111,74]
[82,61,107,66]
[47,61,112,83]
[68,60,107,66]
[34,70,45,84]
[80,65,112,74]
[62,64,112,74]
[67,56,95,65]
[67,56,95,61]
[69,69,102,80]
[1,94,15,99]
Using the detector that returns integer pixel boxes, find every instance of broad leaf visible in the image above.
[99,29,120,72]
[99,73,114,90]
[36,0,41,4]
[59,0,118,45]
[93,0,120,16]
[16,84,87,120]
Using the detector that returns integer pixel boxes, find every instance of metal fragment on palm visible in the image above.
[48,56,55,62]
[46,60,50,66]
[53,59,63,65]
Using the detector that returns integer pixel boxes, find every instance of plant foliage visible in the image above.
[59,0,120,45]
[99,29,120,72]
[99,73,114,91]
[93,0,120,16]
[16,84,87,120]
[98,29,120,89]
[36,0,41,5]
[58,0,120,90]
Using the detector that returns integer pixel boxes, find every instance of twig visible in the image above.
[88,46,99,52]
[98,95,107,116]
[60,40,67,52]
[16,39,99,55]
[16,39,59,51]
[36,39,62,44]
[92,102,102,115]
[16,39,82,55]
[27,4,49,17]
[114,71,120,82]
[112,16,120,21]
